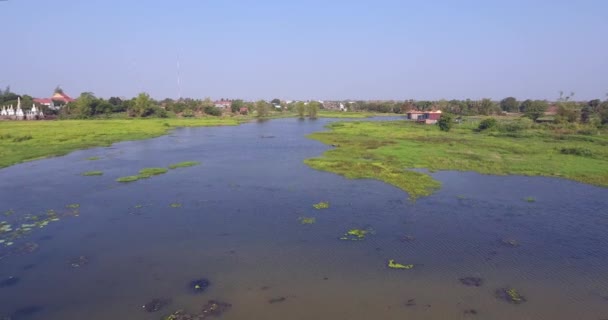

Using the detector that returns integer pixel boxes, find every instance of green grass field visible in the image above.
[305,120,608,199]
[0,118,239,168]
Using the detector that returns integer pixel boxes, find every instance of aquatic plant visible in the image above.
[268,297,287,304]
[3,209,14,216]
[388,259,414,270]
[69,256,89,268]
[0,276,20,288]
[86,156,101,161]
[339,228,372,241]
[189,278,210,293]
[82,171,103,176]
[298,217,316,225]
[142,298,171,313]
[1,210,64,249]
[163,300,231,320]
[170,203,182,208]
[66,204,80,209]
[169,161,201,169]
[459,277,484,287]
[496,287,526,304]
[524,196,536,203]
[116,175,141,183]
[138,167,169,178]
[313,201,330,209]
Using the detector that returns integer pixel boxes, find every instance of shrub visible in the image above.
[498,118,533,132]
[204,106,222,116]
[182,109,194,118]
[438,114,454,132]
[477,118,497,131]
[559,147,593,157]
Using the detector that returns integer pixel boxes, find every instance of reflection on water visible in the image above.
[0,118,607,320]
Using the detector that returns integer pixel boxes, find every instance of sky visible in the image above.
[1,0,607,101]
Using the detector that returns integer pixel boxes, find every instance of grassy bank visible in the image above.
[304,120,608,199]
[0,118,238,168]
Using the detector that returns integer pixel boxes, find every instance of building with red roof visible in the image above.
[34,92,75,109]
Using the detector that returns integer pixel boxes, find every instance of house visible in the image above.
[214,99,232,109]
[407,110,442,124]
[34,92,75,110]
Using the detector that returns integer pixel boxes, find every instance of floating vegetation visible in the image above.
[169,161,201,169]
[313,201,329,210]
[405,299,416,307]
[69,256,89,268]
[524,197,536,203]
[496,288,526,304]
[82,171,103,176]
[298,217,316,225]
[0,276,20,288]
[11,242,39,255]
[268,297,287,304]
[66,204,80,209]
[116,175,141,183]
[170,203,182,208]
[501,238,520,247]
[138,167,169,178]
[459,277,484,287]
[189,278,210,294]
[464,309,478,315]
[163,300,232,320]
[85,156,100,161]
[134,204,144,209]
[1,209,64,249]
[339,228,372,241]
[388,259,414,270]
[142,298,171,313]
[3,209,14,216]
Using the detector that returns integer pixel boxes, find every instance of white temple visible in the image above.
[0,97,44,120]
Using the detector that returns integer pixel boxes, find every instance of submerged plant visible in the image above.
[82,171,103,176]
[459,277,484,287]
[524,197,536,203]
[313,201,329,210]
[298,217,316,225]
[189,278,210,294]
[168,161,200,169]
[496,287,526,304]
[388,259,414,270]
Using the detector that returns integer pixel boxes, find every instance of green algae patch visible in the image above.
[388,259,414,270]
[170,203,182,208]
[305,120,608,199]
[524,196,536,203]
[313,202,329,210]
[82,171,103,176]
[169,161,200,169]
[138,167,169,178]
[298,217,316,225]
[116,175,141,183]
[66,204,80,209]
[85,156,101,161]
[340,228,373,241]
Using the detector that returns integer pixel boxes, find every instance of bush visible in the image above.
[477,118,497,131]
[437,114,454,132]
[182,109,194,118]
[498,118,533,132]
[560,147,593,157]
[204,106,222,116]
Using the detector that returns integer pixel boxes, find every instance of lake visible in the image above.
[1,118,607,320]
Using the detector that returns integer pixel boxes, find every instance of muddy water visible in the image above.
[0,118,607,320]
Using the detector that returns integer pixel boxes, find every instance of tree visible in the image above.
[54,86,64,94]
[295,102,306,118]
[307,101,320,119]
[500,97,519,113]
[523,100,548,121]
[519,99,533,113]
[231,99,244,113]
[271,98,281,105]
[255,100,270,118]
[479,98,496,115]
[580,105,592,123]
[129,92,156,117]
[438,113,454,132]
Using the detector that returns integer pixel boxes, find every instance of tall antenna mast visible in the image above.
[177,53,182,100]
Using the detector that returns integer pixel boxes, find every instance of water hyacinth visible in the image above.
[388,259,414,270]
[339,228,373,241]
[298,217,316,225]
[313,202,329,210]
[168,161,200,169]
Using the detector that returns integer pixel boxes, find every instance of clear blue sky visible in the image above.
[2,0,607,101]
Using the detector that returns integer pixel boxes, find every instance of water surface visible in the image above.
[1,118,607,319]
